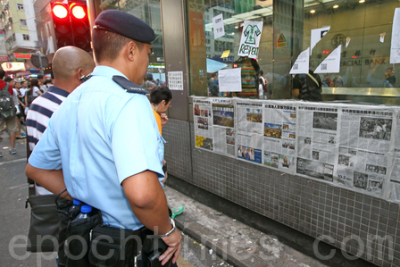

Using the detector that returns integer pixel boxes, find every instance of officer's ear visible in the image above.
[126,41,137,61]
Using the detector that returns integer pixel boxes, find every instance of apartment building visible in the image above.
[0,0,38,61]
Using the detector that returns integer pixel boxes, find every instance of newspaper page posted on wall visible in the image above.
[388,109,400,202]
[296,104,339,183]
[212,98,235,157]
[236,100,264,164]
[192,97,400,201]
[194,98,214,151]
[336,107,393,198]
[263,102,297,173]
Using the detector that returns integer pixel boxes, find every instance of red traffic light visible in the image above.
[71,5,86,19]
[53,4,68,19]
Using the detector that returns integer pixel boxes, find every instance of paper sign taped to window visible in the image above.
[218,68,242,92]
[213,14,225,39]
[238,21,263,59]
[290,48,310,74]
[315,45,341,74]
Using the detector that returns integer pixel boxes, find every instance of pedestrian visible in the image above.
[37,74,45,92]
[292,70,322,101]
[26,46,95,195]
[142,73,157,89]
[258,70,267,99]
[0,67,18,156]
[24,78,41,114]
[208,73,218,96]
[5,78,26,138]
[25,9,182,267]
[150,86,184,219]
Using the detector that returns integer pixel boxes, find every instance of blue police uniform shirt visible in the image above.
[28,66,165,231]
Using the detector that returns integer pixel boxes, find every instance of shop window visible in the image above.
[187,0,400,104]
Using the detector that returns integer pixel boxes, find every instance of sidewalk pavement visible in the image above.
[165,186,328,267]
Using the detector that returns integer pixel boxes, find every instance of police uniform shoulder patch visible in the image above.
[112,76,148,95]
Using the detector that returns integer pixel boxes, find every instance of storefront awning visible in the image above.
[206,58,228,73]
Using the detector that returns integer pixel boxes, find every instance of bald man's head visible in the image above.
[52,46,95,83]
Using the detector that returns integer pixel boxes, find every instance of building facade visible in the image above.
[0,0,38,62]
[85,0,400,266]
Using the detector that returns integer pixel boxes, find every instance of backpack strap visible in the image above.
[1,82,9,91]
[112,75,148,95]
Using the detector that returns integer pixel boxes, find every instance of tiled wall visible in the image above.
[163,119,193,184]
[164,119,400,267]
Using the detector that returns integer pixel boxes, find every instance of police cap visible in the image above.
[93,10,155,43]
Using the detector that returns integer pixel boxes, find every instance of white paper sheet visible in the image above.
[310,27,330,55]
[168,71,184,90]
[315,45,341,74]
[218,68,242,92]
[238,20,264,59]
[391,9,400,64]
[213,14,225,39]
[290,47,310,74]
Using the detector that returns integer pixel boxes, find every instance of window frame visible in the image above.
[17,3,24,11]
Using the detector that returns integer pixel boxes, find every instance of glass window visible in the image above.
[23,34,29,40]
[20,19,26,26]
[188,0,273,98]
[92,0,165,88]
[187,0,400,104]
[17,3,24,11]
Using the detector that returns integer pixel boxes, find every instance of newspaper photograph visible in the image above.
[297,105,339,181]
[237,133,262,164]
[296,158,334,182]
[263,103,297,173]
[212,99,235,157]
[236,101,264,134]
[335,107,393,197]
[194,98,214,151]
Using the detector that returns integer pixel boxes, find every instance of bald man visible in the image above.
[26,46,95,195]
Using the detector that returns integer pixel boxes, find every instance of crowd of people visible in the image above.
[0,72,53,156]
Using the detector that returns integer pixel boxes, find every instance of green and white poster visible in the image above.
[238,20,263,59]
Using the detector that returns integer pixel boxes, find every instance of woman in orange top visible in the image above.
[150,87,184,219]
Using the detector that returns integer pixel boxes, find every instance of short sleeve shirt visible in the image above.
[28,66,164,230]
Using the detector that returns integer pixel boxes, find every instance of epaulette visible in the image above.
[112,75,149,95]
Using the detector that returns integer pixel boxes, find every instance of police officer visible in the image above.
[25,10,182,266]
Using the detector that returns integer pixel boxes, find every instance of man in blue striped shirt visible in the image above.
[26,46,95,195]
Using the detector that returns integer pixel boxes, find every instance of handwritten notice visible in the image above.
[213,14,225,39]
[238,20,263,59]
[218,68,242,92]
